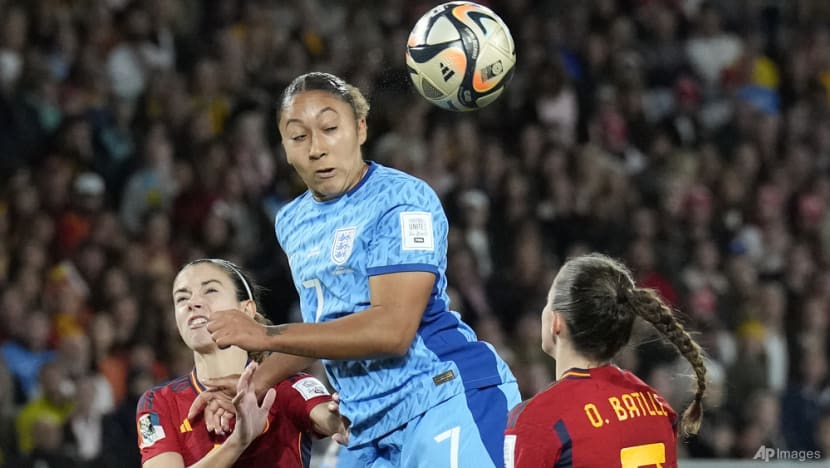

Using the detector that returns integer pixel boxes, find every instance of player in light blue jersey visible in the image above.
[204,72,520,467]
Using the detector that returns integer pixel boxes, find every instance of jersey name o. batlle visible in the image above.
[276,162,515,444]
[137,370,330,467]
[504,365,678,468]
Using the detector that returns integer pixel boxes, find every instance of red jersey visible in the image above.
[504,366,678,468]
[137,369,331,467]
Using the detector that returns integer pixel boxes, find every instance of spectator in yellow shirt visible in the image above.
[15,361,74,454]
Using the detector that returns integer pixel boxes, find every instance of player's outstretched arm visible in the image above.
[207,271,434,359]
[309,392,350,445]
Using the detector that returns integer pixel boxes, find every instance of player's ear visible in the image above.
[241,299,257,318]
[356,117,367,145]
[552,311,562,337]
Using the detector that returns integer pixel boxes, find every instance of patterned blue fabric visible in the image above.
[276,162,516,445]
[340,383,521,467]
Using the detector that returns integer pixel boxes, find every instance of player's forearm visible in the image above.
[309,402,345,437]
[253,353,316,399]
[264,308,414,359]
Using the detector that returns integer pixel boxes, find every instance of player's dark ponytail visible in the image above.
[552,253,705,435]
[551,254,637,362]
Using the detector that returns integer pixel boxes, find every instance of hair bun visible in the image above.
[616,288,631,305]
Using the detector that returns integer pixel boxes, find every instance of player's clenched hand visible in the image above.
[231,362,277,446]
[187,380,238,435]
[328,393,351,446]
[207,309,270,351]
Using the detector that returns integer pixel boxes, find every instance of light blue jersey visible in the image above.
[275,162,517,448]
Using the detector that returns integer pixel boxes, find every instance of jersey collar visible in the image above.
[560,367,593,380]
[310,160,377,205]
[345,160,376,196]
[189,368,207,394]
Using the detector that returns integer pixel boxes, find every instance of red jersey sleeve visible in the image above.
[276,373,333,433]
[136,388,179,463]
[504,400,562,467]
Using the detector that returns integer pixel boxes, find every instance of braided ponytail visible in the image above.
[629,288,707,436]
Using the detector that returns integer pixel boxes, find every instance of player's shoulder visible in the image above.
[593,366,671,404]
[368,163,437,199]
[510,371,611,424]
[276,373,331,400]
[619,368,648,385]
[507,384,565,428]
[136,374,191,414]
[506,396,556,435]
[606,366,655,392]
[614,367,675,411]
[276,190,313,224]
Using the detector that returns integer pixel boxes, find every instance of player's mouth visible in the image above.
[315,168,336,179]
[188,315,209,329]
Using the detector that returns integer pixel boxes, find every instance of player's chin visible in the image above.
[313,182,347,201]
[186,335,220,354]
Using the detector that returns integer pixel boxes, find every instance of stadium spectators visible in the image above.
[1,0,829,464]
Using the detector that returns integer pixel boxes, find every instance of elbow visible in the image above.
[358,309,419,357]
[377,333,413,357]
[387,342,411,357]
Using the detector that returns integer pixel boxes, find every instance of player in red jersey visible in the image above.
[504,253,707,468]
[137,259,347,468]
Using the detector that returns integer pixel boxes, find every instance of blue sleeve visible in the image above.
[274,204,288,245]
[365,180,448,277]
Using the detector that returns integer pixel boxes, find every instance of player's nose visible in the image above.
[186,297,206,311]
[308,134,327,160]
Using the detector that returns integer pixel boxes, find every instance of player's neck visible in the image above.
[346,160,369,192]
[194,347,249,382]
[554,345,607,380]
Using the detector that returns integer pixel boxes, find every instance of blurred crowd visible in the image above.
[2,0,830,465]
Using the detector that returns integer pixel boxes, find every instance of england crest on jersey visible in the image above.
[331,227,357,265]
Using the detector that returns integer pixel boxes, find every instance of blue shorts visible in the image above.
[335,381,521,467]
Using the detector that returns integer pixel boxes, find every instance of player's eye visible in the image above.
[291,134,307,142]
[175,296,187,304]
[323,126,337,133]
[205,288,218,294]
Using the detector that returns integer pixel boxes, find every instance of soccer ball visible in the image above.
[405,1,516,112]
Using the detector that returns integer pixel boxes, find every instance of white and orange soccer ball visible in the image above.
[405,1,516,111]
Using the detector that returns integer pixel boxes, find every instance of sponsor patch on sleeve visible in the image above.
[137,413,166,448]
[291,377,330,401]
[400,211,434,251]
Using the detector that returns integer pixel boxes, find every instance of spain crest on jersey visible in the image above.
[331,227,357,265]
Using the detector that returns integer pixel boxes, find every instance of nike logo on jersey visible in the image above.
[287,247,322,269]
